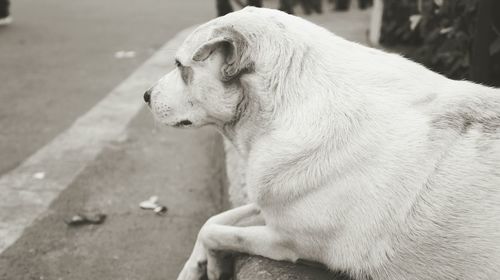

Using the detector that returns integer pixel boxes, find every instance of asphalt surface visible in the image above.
[0,0,214,175]
[0,109,227,280]
[0,1,221,279]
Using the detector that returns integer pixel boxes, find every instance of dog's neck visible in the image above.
[219,77,271,158]
[217,68,377,204]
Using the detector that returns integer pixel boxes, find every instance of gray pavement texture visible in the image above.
[0,0,214,175]
[0,26,197,255]
[0,110,227,280]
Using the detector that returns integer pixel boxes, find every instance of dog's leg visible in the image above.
[177,240,208,280]
[198,224,301,280]
[205,203,264,227]
[203,204,265,280]
[199,224,299,266]
[177,204,264,280]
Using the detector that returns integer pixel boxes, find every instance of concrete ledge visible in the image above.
[235,255,352,280]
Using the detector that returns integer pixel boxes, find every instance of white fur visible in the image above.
[148,7,500,280]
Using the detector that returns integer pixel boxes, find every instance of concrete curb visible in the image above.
[235,255,352,280]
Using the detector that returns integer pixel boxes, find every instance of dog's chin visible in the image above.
[152,115,196,128]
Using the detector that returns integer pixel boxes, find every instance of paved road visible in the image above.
[0,1,221,279]
[0,0,214,175]
[0,109,227,280]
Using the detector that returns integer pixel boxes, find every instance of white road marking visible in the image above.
[0,26,196,253]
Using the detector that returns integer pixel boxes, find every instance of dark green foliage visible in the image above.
[381,0,500,84]
[380,0,421,45]
[217,0,234,16]
[219,0,324,16]
[247,0,263,7]
[334,0,351,11]
[412,0,479,80]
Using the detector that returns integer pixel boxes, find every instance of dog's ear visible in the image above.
[192,27,254,81]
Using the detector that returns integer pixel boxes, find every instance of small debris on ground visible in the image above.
[139,195,168,216]
[153,206,168,215]
[139,195,159,209]
[33,172,46,179]
[114,50,136,59]
[64,213,106,226]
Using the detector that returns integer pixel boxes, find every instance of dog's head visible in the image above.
[145,23,256,128]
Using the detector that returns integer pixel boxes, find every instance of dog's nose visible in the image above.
[144,89,152,104]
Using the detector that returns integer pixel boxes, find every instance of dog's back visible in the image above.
[381,83,500,279]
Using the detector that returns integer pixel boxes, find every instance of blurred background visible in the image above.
[0,1,499,280]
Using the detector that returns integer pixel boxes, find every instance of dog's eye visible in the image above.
[175,59,182,67]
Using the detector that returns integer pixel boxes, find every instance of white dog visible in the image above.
[145,7,500,280]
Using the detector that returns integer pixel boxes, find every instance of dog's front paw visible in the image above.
[177,259,208,280]
[206,250,233,280]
